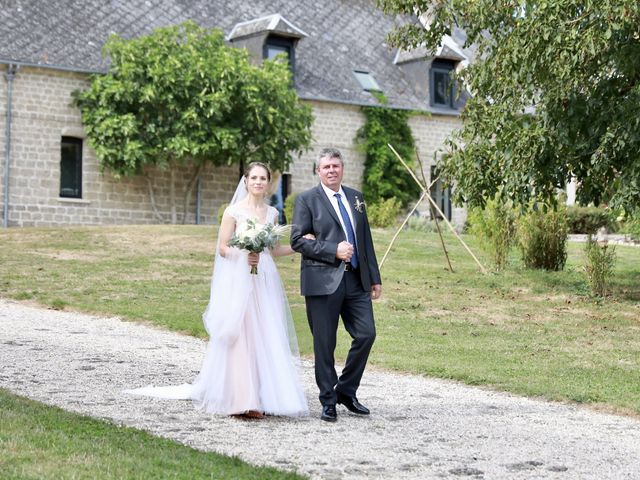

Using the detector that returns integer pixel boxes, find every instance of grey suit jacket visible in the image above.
[291,184,381,296]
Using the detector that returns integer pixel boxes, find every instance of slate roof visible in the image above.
[0,0,459,113]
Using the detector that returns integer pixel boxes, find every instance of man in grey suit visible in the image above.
[291,147,382,422]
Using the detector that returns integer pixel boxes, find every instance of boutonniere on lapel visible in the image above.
[354,196,366,213]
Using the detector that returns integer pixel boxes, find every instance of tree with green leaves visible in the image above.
[378,1,640,214]
[74,21,313,223]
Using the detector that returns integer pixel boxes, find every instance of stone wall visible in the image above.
[288,100,367,193]
[0,65,464,228]
[0,66,249,227]
[0,68,6,218]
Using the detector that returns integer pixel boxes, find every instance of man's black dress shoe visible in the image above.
[336,392,370,415]
[321,405,337,422]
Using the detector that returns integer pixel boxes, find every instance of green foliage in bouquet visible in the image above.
[228,219,289,274]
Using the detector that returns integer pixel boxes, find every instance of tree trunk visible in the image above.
[145,174,165,223]
[182,163,204,225]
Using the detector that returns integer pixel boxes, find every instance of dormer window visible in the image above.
[353,70,382,92]
[228,14,307,73]
[264,36,295,71]
[395,35,467,111]
[430,59,456,109]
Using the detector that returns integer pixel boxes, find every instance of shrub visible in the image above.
[467,197,517,271]
[566,206,617,234]
[283,193,299,226]
[406,214,440,233]
[518,205,568,271]
[217,202,228,224]
[367,197,401,228]
[627,218,640,240]
[618,213,640,240]
[584,236,616,297]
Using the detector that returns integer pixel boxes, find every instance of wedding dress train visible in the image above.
[126,204,308,417]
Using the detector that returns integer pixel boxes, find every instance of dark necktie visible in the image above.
[334,193,358,269]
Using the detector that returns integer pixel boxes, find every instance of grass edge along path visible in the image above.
[0,388,306,480]
[1,225,639,417]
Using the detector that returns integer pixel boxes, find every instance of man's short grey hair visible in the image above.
[317,147,344,166]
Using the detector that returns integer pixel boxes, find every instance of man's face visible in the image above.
[316,155,344,192]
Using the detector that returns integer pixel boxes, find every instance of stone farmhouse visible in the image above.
[0,0,469,227]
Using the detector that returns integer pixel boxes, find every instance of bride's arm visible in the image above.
[271,243,295,257]
[217,212,236,258]
[271,233,315,257]
[270,204,314,257]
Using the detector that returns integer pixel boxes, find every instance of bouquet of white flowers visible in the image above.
[228,219,290,274]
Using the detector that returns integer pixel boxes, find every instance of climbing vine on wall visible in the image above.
[355,100,422,207]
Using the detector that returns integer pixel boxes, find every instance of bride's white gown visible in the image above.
[126,204,308,417]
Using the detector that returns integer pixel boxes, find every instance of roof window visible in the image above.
[353,71,382,92]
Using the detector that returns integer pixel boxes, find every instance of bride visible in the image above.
[126,162,309,418]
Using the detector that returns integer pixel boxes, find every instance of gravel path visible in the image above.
[1,298,639,479]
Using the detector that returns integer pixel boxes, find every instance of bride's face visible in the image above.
[245,166,270,197]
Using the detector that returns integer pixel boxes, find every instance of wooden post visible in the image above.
[379,191,427,269]
[387,143,487,274]
[430,201,454,272]
[416,149,453,272]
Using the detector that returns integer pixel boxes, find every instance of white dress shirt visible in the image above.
[320,183,357,243]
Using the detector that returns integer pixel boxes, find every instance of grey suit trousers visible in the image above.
[305,269,376,406]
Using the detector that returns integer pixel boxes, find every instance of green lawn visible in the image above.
[1,225,639,416]
[0,389,305,480]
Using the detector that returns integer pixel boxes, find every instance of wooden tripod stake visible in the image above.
[381,144,487,274]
